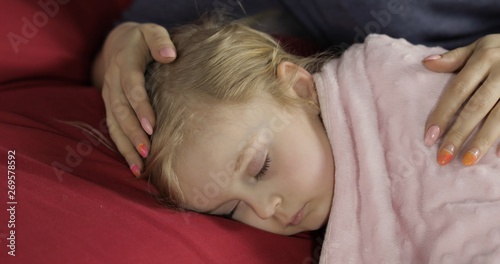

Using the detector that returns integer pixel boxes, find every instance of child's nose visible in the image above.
[250,195,281,220]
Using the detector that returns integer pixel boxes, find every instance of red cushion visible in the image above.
[0,1,317,263]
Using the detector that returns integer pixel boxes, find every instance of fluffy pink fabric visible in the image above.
[315,34,500,264]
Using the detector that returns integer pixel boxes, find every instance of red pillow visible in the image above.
[0,1,317,263]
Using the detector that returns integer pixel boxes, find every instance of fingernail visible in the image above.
[141,117,153,135]
[437,144,455,166]
[130,164,141,177]
[137,143,149,158]
[424,125,440,147]
[160,47,176,58]
[462,148,480,166]
[423,54,442,61]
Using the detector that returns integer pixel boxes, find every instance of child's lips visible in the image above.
[289,204,307,226]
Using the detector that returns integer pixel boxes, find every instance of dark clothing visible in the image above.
[120,0,500,49]
[120,0,277,28]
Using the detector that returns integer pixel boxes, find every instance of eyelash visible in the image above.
[255,154,271,181]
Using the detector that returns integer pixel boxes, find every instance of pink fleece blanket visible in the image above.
[315,34,500,264]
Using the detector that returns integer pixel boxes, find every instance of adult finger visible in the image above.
[139,23,177,63]
[109,78,151,160]
[109,28,155,131]
[423,44,486,148]
[436,74,500,165]
[105,64,150,163]
[118,58,156,137]
[460,101,500,166]
[102,72,144,176]
[106,107,144,177]
[423,43,476,73]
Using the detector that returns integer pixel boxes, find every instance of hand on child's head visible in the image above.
[97,22,177,176]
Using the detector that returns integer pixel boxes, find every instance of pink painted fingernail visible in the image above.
[141,117,153,135]
[137,143,149,158]
[424,125,440,147]
[130,164,141,177]
[160,47,176,58]
[423,54,442,61]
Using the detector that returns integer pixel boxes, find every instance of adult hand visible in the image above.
[92,22,176,176]
[423,34,500,166]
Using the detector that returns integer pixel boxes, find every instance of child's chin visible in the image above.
[309,207,330,231]
[282,222,326,236]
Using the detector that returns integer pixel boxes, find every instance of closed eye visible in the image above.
[223,155,271,219]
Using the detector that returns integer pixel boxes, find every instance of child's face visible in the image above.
[176,93,335,235]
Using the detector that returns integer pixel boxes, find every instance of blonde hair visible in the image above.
[142,17,330,209]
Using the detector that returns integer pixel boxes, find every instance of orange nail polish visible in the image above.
[437,144,455,166]
[130,164,141,177]
[462,148,480,166]
[137,143,148,158]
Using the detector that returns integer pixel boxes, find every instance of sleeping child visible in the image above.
[141,18,500,263]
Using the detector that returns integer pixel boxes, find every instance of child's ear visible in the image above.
[277,61,318,104]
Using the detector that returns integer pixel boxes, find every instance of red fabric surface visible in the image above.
[0,0,317,263]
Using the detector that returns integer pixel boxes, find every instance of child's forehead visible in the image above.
[197,95,277,120]
[184,97,279,144]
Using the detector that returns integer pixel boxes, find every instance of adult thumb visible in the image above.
[422,44,475,73]
[140,23,177,64]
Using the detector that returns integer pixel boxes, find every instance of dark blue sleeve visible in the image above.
[119,0,281,28]
[120,0,500,49]
[280,0,500,49]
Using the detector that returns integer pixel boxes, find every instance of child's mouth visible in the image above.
[289,204,307,226]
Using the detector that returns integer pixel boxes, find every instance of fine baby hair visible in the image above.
[142,16,329,210]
